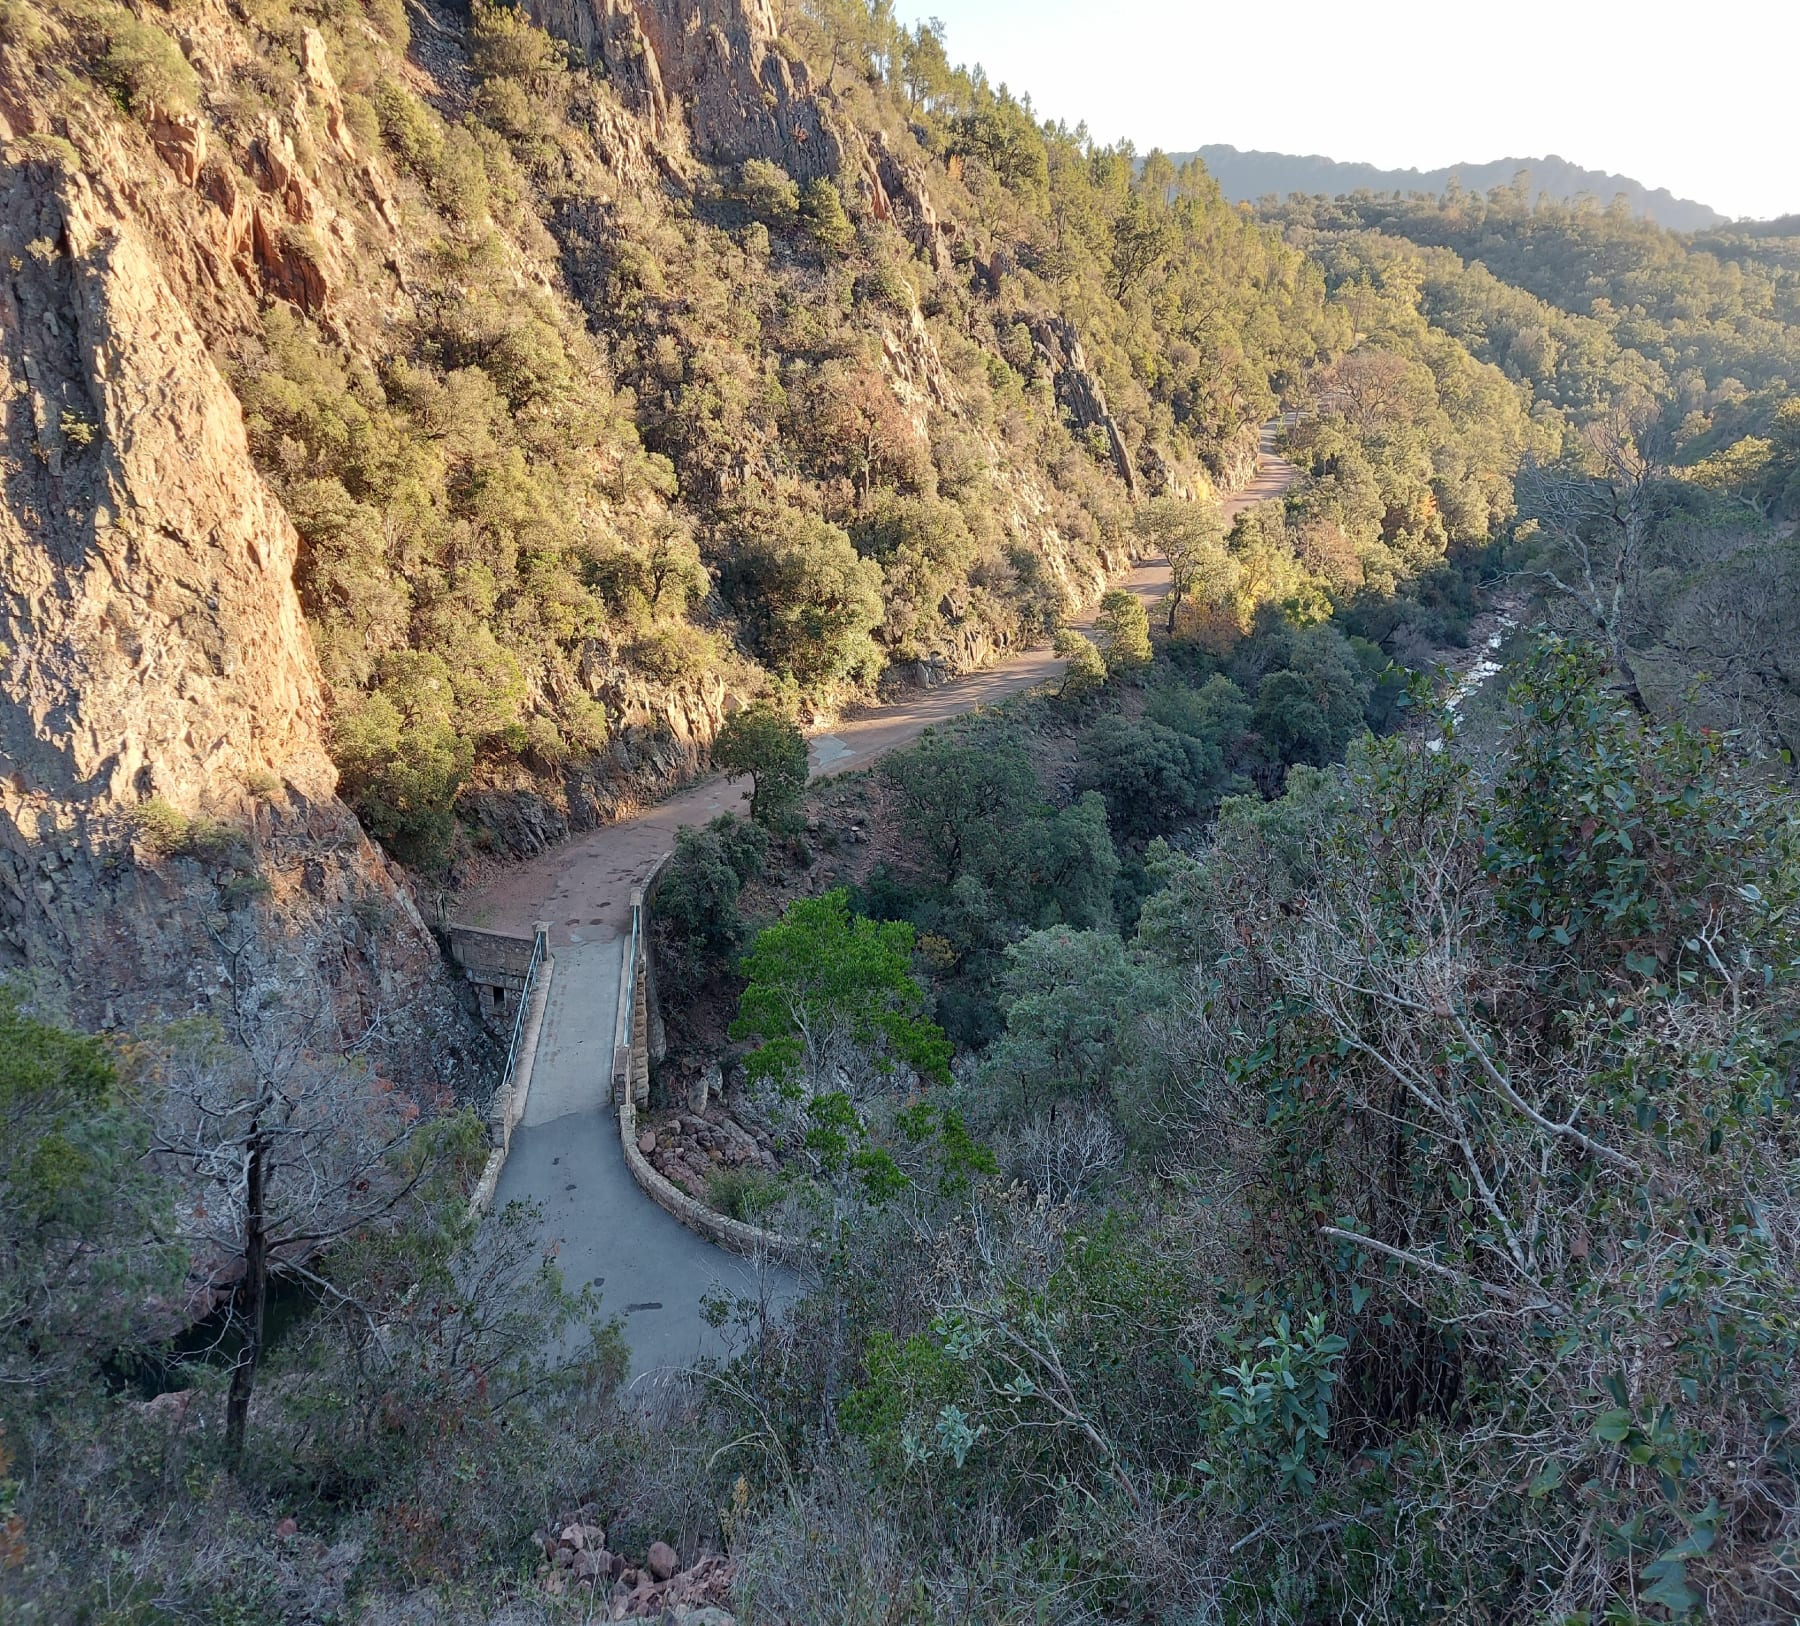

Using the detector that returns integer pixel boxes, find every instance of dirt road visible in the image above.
[458,428,1297,945]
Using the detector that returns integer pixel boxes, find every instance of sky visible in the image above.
[900,0,1800,221]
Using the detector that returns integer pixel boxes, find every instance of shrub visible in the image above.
[654,813,769,994]
[1146,674,1252,752]
[330,655,473,868]
[706,1167,782,1222]
[130,799,250,865]
[1077,716,1221,842]
[799,177,854,255]
[712,704,808,830]
[1094,589,1151,677]
[98,13,199,115]
[1052,628,1106,702]
[737,158,800,224]
[720,507,884,689]
[370,77,444,178]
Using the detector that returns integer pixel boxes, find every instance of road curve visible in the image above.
[463,428,1298,1375]
[462,427,1298,945]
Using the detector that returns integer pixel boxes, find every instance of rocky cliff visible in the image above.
[0,0,1260,1032]
[0,20,475,1084]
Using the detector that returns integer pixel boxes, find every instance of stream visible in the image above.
[1426,599,1522,751]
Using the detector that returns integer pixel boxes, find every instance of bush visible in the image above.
[799,177,854,256]
[1094,589,1151,677]
[130,799,250,865]
[706,1166,782,1222]
[737,158,800,224]
[1076,716,1221,843]
[653,814,766,993]
[720,507,884,690]
[99,13,199,115]
[330,654,473,869]
[1052,628,1106,702]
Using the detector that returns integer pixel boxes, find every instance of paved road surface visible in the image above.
[470,430,1298,1375]
[492,940,788,1378]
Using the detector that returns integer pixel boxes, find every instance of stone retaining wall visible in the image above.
[614,854,807,1264]
[616,1085,803,1262]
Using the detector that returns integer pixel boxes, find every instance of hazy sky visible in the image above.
[901,0,1800,221]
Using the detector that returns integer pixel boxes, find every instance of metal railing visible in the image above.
[496,926,546,1107]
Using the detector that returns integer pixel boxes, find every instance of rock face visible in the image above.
[523,0,845,180]
[1029,314,1139,499]
[1,159,335,816]
[0,145,468,1082]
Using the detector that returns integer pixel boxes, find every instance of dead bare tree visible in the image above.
[1515,400,1670,713]
[149,949,435,1463]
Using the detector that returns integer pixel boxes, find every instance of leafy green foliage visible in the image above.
[719,507,884,687]
[731,889,951,1103]
[798,177,855,256]
[712,701,808,829]
[1052,627,1107,702]
[979,928,1170,1116]
[652,813,767,994]
[880,733,1040,886]
[1076,715,1222,842]
[1093,588,1151,677]
[0,995,177,1384]
[93,8,198,115]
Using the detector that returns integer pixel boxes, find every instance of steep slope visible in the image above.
[0,8,474,1080]
[0,0,1348,1048]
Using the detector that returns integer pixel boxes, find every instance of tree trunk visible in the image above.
[226,1133,268,1464]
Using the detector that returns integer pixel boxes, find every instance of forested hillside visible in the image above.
[1267,187,1800,754]
[1172,145,1726,232]
[3,0,1800,1622]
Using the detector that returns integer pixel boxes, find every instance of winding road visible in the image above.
[459,427,1299,1376]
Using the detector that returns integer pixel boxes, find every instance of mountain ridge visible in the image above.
[1170,144,1726,231]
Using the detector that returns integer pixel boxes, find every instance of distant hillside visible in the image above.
[1171,146,1726,232]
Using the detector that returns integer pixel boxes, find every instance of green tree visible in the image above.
[899,17,952,110]
[653,814,769,994]
[1109,192,1175,301]
[721,507,884,688]
[737,158,801,224]
[982,928,1168,1114]
[1135,497,1230,633]
[800,177,855,256]
[731,890,951,1108]
[0,996,177,1387]
[331,651,474,868]
[880,733,1041,886]
[1146,674,1253,753]
[1077,716,1221,842]
[1053,628,1107,702]
[712,702,808,829]
[981,790,1119,929]
[1094,588,1152,677]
